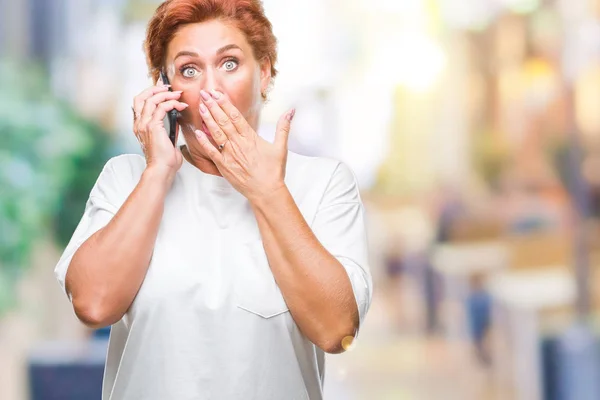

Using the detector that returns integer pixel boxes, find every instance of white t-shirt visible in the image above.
[54,150,372,400]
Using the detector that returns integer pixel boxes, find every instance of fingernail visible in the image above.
[173,90,183,94]
[200,90,211,101]
[180,102,189,108]
[287,108,296,122]
[210,90,222,100]
[200,103,208,113]
[195,129,206,140]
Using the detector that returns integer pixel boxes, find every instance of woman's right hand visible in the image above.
[132,84,189,180]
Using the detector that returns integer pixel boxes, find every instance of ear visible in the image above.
[259,57,272,97]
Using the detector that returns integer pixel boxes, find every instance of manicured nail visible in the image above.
[210,90,222,100]
[200,90,211,101]
[172,90,183,94]
[180,102,189,108]
[199,103,208,113]
[287,108,296,122]
[195,129,207,140]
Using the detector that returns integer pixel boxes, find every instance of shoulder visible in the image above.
[286,151,342,180]
[104,153,146,177]
[99,154,146,184]
[91,153,146,205]
[285,151,360,202]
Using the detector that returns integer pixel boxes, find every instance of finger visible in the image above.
[133,85,171,115]
[194,129,223,163]
[148,90,183,105]
[149,100,189,125]
[199,100,229,147]
[209,90,253,137]
[200,90,238,140]
[140,92,183,127]
[274,108,295,151]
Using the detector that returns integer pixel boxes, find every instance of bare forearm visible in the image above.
[250,186,358,353]
[67,167,172,327]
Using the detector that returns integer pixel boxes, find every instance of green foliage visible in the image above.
[0,60,117,315]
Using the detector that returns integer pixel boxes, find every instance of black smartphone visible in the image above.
[159,70,178,146]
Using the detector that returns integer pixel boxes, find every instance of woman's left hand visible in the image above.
[194,89,295,203]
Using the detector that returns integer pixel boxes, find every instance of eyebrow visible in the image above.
[174,44,243,61]
[216,44,242,55]
[174,50,199,60]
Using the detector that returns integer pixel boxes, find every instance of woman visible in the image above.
[54,0,372,399]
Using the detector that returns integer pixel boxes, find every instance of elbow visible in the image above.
[317,319,358,355]
[72,296,121,329]
[66,271,123,329]
[320,341,345,355]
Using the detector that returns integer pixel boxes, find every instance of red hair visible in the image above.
[144,0,278,84]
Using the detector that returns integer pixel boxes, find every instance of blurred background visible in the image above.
[2,0,600,399]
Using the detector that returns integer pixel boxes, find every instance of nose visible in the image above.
[201,68,221,95]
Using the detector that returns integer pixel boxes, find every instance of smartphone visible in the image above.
[159,70,178,146]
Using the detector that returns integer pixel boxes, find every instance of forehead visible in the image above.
[166,19,250,60]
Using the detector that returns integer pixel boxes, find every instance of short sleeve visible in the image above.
[311,161,373,334]
[53,156,135,300]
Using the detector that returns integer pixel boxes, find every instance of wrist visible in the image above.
[142,164,176,192]
[249,183,289,211]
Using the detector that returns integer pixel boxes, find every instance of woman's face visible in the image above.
[164,19,271,149]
